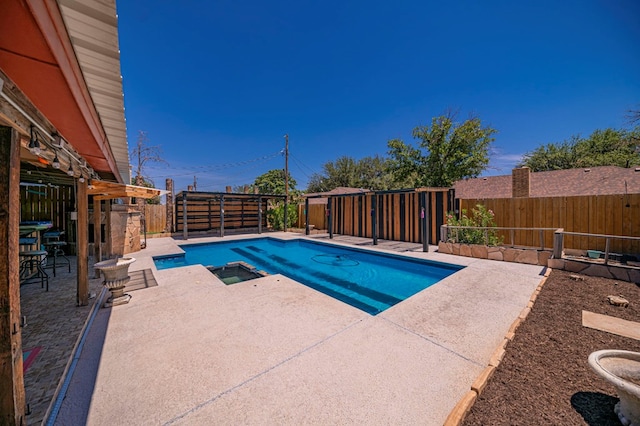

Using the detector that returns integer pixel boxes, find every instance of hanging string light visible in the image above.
[52,152,60,169]
[28,125,41,156]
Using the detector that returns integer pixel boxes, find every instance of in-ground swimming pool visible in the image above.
[154,238,463,315]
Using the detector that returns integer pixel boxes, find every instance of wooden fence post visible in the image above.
[328,197,333,239]
[165,178,173,233]
[372,195,377,245]
[0,126,26,423]
[182,193,188,240]
[553,228,564,259]
[258,196,263,234]
[220,195,225,237]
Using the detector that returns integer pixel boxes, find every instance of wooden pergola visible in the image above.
[87,181,162,264]
[88,180,163,201]
[0,1,153,421]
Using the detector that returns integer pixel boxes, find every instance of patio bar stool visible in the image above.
[43,230,71,277]
[44,241,70,277]
[19,250,49,291]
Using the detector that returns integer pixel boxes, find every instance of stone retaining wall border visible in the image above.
[439,242,639,284]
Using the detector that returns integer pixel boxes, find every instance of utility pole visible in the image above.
[284,134,289,231]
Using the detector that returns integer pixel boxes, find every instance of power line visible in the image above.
[290,156,314,180]
[146,150,283,179]
[289,153,319,175]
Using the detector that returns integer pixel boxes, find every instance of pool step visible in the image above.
[244,246,402,307]
[231,247,386,315]
[234,246,402,314]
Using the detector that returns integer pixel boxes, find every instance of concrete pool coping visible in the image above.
[55,232,546,425]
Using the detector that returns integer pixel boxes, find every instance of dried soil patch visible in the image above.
[463,269,640,426]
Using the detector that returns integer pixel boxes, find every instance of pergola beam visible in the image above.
[87,180,163,200]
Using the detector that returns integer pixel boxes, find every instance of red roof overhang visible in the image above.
[0,0,122,182]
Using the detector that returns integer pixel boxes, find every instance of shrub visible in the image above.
[267,202,298,231]
[446,204,503,246]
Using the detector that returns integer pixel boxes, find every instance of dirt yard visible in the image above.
[463,269,640,425]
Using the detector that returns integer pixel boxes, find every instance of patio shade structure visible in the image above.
[1,0,138,422]
[87,180,164,201]
[87,181,164,265]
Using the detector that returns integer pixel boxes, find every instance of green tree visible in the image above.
[519,127,640,171]
[254,169,297,195]
[306,155,395,192]
[254,169,298,230]
[387,112,497,187]
[517,140,576,171]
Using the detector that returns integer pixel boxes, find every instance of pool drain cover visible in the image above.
[311,254,359,267]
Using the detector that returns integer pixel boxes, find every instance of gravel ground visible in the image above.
[463,269,640,426]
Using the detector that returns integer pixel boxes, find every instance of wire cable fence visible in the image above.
[440,225,558,250]
[441,225,640,266]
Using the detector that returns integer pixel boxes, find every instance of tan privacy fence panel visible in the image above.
[144,204,166,233]
[297,203,327,229]
[460,194,640,254]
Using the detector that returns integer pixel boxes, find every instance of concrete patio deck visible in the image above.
[53,233,546,425]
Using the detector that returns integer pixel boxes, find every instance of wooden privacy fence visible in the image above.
[461,194,640,254]
[297,203,327,229]
[144,204,166,233]
[316,188,455,246]
[175,191,285,236]
[20,183,74,231]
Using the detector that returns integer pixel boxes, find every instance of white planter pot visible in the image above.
[589,349,640,426]
[94,257,136,305]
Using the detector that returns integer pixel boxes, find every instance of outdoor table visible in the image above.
[19,221,52,251]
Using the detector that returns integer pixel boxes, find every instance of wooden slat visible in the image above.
[605,195,618,251]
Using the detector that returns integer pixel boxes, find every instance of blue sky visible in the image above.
[117,0,640,192]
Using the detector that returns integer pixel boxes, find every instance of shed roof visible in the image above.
[304,187,371,198]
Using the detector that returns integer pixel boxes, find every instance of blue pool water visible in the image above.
[154,238,463,315]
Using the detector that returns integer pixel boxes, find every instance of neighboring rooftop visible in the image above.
[305,187,371,204]
[454,166,640,199]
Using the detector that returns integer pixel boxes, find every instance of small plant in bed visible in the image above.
[447,204,503,246]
